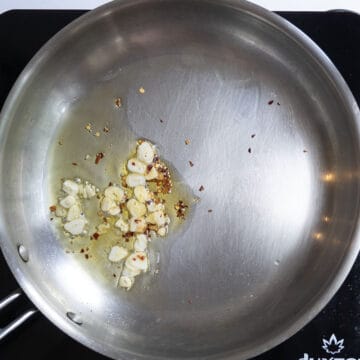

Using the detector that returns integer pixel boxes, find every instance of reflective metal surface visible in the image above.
[1,0,360,359]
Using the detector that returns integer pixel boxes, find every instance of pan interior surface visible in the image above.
[0,1,360,359]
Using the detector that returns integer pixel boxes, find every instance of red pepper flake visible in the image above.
[268,100,274,105]
[133,257,137,261]
[248,148,252,153]
[208,209,213,213]
[174,200,188,219]
[92,232,100,240]
[251,134,256,138]
[189,161,194,167]
[131,161,135,166]
[72,162,78,166]
[199,185,205,192]
[114,97,122,108]
[95,152,104,164]
[85,254,89,259]
[49,205,57,212]
[137,255,145,261]
[147,164,153,172]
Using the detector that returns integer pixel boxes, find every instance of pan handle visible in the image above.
[0,288,38,341]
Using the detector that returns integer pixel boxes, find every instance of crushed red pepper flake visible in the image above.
[268,100,274,105]
[199,185,205,192]
[114,97,122,108]
[174,200,188,219]
[92,232,100,240]
[95,152,104,164]
[189,161,194,167]
[49,205,57,212]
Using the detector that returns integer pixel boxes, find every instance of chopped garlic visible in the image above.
[64,218,86,235]
[66,204,82,221]
[62,180,79,196]
[115,217,129,232]
[60,195,76,209]
[104,186,126,203]
[134,186,152,203]
[137,141,155,164]
[122,265,141,277]
[127,158,146,174]
[126,252,148,272]
[119,276,134,290]
[55,206,67,217]
[134,234,148,251]
[129,217,147,233]
[127,199,147,218]
[82,183,97,198]
[157,226,167,237]
[108,246,128,262]
[97,223,111,234]
[146,200,165,213]
[101,196,116,212]
[146,210,166,226]
[108,206,121,216]
[126,174,146,187]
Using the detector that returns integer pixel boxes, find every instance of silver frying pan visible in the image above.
[1,0,360,359]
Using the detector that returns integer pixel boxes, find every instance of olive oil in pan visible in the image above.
[48,100,194,287]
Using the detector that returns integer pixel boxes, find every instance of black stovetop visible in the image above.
[1,10,360,360]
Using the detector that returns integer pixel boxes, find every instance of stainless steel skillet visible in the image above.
[1,0,360,359]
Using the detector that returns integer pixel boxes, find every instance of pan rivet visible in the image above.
[18,245,29,262]
[66,312,83,325]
